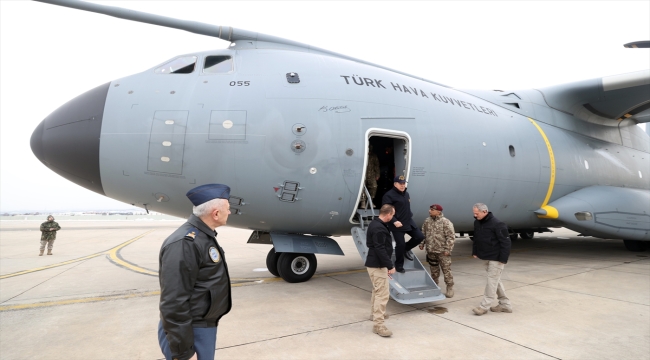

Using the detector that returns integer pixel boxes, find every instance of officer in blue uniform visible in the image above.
[381,175,425,273]
[158,184,232,360]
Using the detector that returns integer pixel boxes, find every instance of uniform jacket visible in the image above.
[365,217,394,270]
[382,186,416,232]
[40,220,61,241]
[421,214,455,254]
[159,215,232,360]
[472,212,511,263]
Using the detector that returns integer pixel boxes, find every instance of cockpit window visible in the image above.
[155,56,197,74]
[203,56,233,74]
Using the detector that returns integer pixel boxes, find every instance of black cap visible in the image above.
[393,175,407,183]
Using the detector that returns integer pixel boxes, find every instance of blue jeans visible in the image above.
[158,321,217,360]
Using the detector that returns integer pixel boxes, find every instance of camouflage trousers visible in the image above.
[427,252,453,286]
[360,179,378,207]
[40,239,55,251]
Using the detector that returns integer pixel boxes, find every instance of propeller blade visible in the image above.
[624,41,650,48]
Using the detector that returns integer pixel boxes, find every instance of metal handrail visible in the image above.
[358,184,377,229]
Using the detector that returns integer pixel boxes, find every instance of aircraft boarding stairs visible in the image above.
[351,188,445,304]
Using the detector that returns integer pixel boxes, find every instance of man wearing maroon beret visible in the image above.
[419,204,456,298]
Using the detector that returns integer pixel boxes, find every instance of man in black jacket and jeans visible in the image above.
[158,184,232,360]
[471,203,512,316]
[365,204,397,337]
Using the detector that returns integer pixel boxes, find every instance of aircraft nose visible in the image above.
[30,83,110,195]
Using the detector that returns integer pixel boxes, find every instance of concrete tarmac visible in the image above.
[1,220,648,360]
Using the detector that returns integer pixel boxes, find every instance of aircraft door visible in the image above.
[352,128,411,224]
[393,138,408,180]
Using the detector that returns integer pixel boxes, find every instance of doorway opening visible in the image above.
[352,129,411,224]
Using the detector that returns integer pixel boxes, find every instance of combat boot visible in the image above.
[39,250,44,256]
[47,250,52,255]
[372,324,393,337]
[445,285,454,298]
[490,304,512,313]
[472,307,487,316]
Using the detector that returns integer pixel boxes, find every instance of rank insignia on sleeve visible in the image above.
[209,247,221,263]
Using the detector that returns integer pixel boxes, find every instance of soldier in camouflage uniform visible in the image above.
[419,204,456,298]
[360,145,380,208]
[39,215,61,256]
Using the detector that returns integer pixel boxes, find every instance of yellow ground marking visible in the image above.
[107,232,158,276]
[0,267,371,311]
[528,118,559,219]
[0,291,161,311]
[0,230,155,279]
[3,243,568,312]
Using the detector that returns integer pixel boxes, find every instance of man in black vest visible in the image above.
[382,175,425,272]
[158,184,232,360]
[365,204,396,337]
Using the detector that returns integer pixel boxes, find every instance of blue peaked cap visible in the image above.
[186,184,231,206]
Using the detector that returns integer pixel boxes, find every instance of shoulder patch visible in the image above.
[184,228,199,240]
[209,247,221,263]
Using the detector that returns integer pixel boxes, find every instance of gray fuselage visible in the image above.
[33,46,650,237]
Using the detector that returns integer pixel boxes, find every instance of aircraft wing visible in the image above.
[536,70,650,126]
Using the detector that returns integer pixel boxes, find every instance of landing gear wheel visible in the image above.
[509,233,518,241]
[277,253,317,283]
[266,248,281,277]
[520,231,535,240]
[623,240,647,252]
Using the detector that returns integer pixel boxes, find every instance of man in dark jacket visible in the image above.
[471,203,512,316]
[381,175,425,273]
[365,204,397,337]
[158,184,232,360]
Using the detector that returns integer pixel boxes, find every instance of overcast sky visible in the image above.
[1,1,648,213]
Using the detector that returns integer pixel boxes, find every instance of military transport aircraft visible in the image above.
[28,0,649,302]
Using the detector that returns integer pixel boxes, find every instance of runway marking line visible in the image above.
[106,231,158,276]
[0,239,584,311]
[0,230,155,279]
[0,291,161,311]
[0,268,369,311]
